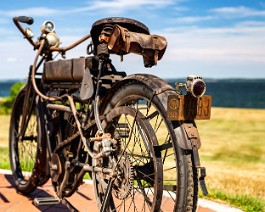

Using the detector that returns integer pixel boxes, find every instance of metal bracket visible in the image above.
[183,123,201,149]
[198,167,208,196]
[183,123,208,195]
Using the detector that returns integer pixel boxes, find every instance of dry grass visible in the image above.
[0,115,10,147]
[197,107,265,203]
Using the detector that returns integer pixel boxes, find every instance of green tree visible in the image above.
[0,82,25,114]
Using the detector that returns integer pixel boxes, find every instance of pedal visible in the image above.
[198,167,208,196]
[33,197,61,206]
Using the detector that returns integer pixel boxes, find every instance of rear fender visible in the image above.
[101,73,195,150]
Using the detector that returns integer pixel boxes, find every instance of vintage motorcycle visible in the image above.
[9,16,211,211]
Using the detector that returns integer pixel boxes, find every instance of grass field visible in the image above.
[196,108,265,211]
[0,107,264,211]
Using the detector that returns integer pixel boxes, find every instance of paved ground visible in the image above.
[0,171,236,212]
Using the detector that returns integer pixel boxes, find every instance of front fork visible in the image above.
[183,123,208,196]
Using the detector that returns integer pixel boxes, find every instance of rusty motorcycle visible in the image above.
[9,16,211,211]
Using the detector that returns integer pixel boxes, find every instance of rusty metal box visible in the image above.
[43,58,85,82]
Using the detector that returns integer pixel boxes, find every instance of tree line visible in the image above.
[0,82,25,114]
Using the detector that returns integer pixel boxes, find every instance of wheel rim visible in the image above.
[93,106,163,211]
[107,92,179,211]
[134,100,178,211]
[10,93,38,183]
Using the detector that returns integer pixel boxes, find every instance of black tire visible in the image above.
[104,82,198,212]
[92,106,163,211]
[9,88,43,195]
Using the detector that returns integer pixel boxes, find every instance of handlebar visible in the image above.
[13,16,91,53]
[14,16,34,25]
[49,34,91,52]
[13,16,38,49]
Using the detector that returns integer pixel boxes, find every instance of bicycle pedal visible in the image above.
[33,197,61,206]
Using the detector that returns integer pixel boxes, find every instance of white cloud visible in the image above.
[72,0,177,14]
[0,7,59,17]
[161,24,265,63]
[236,20,265,27]
[211,6,265,18]
[0,0,178,18]
[6,57,18,63]
[88,0,176,9]
[172,15,216,24]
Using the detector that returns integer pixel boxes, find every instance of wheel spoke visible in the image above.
[93,106,162,211]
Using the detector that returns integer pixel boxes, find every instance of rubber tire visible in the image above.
[9,88,41,195]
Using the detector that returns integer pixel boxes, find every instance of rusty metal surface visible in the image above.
[167,95,212,121]
[183,123,201,148]
[43,58,85,82]
[90,17,150,54]
[108,24,167,67]
[183,123,202,167]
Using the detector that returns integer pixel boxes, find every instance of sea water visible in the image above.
[1,79,265,109]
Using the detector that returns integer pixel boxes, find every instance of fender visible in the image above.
[101,73,195,150]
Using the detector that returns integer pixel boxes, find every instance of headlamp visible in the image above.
[186,75,206,98]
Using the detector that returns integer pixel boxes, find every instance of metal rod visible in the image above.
[50,34,91,52]
[67,95,102,159]
[93,59,104,133]
[47,104,72,113]
[31,40,56,101]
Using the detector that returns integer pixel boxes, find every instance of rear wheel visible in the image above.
[92,106,163,211]
[9,88,43,194]
[104,82,198,211]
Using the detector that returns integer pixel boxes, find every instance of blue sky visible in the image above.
[0,0,264,79]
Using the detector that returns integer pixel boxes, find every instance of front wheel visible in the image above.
[9,88,45,194]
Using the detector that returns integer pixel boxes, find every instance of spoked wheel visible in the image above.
[9,88,43,194]
[104,82,198,211]
[92,106,163,211]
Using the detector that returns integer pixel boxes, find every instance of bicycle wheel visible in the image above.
[104,81,198,211]
[92,106,163,211]
[9,88,42,194]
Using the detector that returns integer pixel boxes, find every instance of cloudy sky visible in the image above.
[0,0,264,79]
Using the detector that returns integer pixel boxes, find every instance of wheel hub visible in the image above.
[112,154,134,200]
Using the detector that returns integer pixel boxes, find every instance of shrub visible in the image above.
[0,82,24,114]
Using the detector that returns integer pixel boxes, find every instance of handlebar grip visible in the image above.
[15,16,34,25]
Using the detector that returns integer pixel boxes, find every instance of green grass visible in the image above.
[0,147,10,170]
[200,189,265,212]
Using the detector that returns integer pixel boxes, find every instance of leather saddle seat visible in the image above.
[90,17,150,52]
